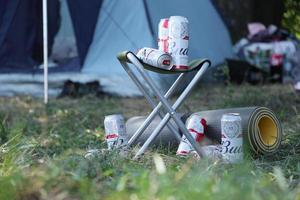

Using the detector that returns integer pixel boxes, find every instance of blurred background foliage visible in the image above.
[213,0,300,41]
[282,0,300,39]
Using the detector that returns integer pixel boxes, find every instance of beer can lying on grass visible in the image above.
[104,114,128,149]
[176,115,207,156]
[221,113,243,163]
[136,47,173,70]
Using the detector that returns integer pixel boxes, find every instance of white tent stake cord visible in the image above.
[43,0,48,104]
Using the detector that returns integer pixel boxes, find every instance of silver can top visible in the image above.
[104,114,124,120]
[221,113,242,121]
[169,16,189,23]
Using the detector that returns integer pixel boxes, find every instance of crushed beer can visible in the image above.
[104,114,128,150]
[136,47,173,70]
[176,115,207,156]
[221,113,243,163]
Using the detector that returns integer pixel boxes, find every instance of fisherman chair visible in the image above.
[117,51,211,159]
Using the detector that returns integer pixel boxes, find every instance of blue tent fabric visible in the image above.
[0,0,233,96]
[32,0,60,63]
[83,0,156,75]
[0,0,101,73]
[0,0,37,70]
[67,0,103,65]
[81,0,171,93]
[0,0,19,50]
[0,0,60,71]
[82,0,233,95]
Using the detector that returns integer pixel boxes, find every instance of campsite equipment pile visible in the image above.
[231,23,300,84]
[116,15,212,158]
[126,106,283,158]
[100,17,283,163]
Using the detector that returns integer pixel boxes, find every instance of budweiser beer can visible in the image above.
[176,115,207,156]
[221,113,243,163]
[104,114,127,150]
[158,18,169,53]
[168,16,189,70]
[136,47,173,70]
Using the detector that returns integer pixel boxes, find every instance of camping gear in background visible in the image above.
[289,49,300,82]
[118,50,211,158]
[158,18,169,53]
[221,113,243,163]
[243,41,296,72]
[233,23,299,84]
[136,48,173,70]
[226,59,267,85]
[126,107,282,155]
[168,16,189,70]
[104,114,128,149]
[58,80,103,98]
[247,23,267,39]
[176,115,206,156]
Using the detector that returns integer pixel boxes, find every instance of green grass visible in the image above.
[0,84,299,200]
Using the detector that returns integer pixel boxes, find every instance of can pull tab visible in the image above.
[162,60,171,66]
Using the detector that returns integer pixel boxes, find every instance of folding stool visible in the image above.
[117,51,211,159]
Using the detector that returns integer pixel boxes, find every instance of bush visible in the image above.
[283,0,300,39]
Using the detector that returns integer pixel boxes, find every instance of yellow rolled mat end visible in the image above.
[258,115,278,146]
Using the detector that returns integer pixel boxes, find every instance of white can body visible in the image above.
[201,145,222,158]
[104,114,127,149]
[176,115,206,156]
[221,113,243,163]
[136,47,172,70]
[158,18,169,53]
[168,16,189,70]
[191,145,222,160]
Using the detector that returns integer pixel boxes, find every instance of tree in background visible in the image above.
[213,0,284,42]
[283,0,300,39]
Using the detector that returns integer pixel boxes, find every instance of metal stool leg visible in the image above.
[120,61,183,143]
[127,53,210,158]
[127,73,186,145]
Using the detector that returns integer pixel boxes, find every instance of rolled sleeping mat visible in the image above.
[194,107,282,154]
[126,107,282,155]
[125,114,189,148]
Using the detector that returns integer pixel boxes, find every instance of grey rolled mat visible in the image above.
[125,116,183,148]
[126,107,282,155]
[193,107,282,155]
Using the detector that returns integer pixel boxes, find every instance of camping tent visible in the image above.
[0,0,233,97]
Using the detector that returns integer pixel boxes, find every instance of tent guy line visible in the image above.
[43,0,48,104]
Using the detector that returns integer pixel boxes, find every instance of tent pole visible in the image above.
[43,0,48,104]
